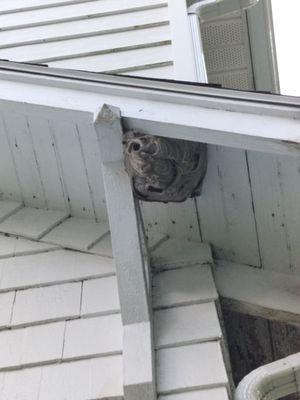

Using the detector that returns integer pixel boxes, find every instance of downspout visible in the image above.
[235,352,300,400]
[187,0,220,82]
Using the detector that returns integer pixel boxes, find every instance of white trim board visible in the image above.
[0,61,299,156]
[214,260,300,324]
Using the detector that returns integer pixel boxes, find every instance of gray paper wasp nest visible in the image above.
[123,131,207,203]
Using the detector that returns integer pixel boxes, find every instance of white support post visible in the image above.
[94,104,156,400]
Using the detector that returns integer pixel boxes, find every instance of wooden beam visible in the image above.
[94,104,156,400]
[94,104,150,325]
[214,260,300,325]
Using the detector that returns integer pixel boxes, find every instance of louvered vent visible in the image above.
[201,11,254,90]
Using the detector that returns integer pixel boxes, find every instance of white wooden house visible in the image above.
[0,0,298,399]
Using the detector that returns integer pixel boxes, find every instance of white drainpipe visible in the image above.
[187,0,219,82]
[235,352,300,400]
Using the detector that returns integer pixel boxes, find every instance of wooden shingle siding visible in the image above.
[0,234,59,259]
[0,356,123,400]
[0,250,116,291]
[152,238,231,398]
[0,203,123,397]
[159,388,229,400]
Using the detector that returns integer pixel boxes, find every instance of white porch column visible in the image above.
[94,104,156,400]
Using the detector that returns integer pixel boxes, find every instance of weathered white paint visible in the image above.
[0,203,124,398]
[81,276,120,317]
[123,322,156,400]
[0,356,123,400]
[0,206,68,240]
[89,233,113,258]
[94,105,150,324]
[0,249,115,291]
[0,0,297,279]
[42,217,109,251]
[153,265,218,309]
[0,201,23,222]
[151,238,213,271]
[63,314,123,360]
[0,117,23,203]
[0,234,59,259]
[0,321,65,370]
[153,238,231,397]
[11,282,82,327]
[157,342,228,394]
[95,104,155,400]
[214,260,300,324]
[159,388,229,400]
[154,303,222,349]
[1,60,300,278]
[0,63,298,156]
[0,198,233,400]
[197,146,260,266]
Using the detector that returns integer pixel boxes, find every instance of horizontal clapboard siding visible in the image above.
[0,7,169,48]
[0,0,167,28]
[6,25,171,63]
[0,0,174,78]
[0,0,106,14]
[48,43,173,72]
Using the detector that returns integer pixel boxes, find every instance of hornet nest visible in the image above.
[123,131,207,203]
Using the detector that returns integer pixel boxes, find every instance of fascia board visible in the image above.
[0,62,299,156]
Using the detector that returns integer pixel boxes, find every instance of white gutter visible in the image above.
[235,352,300,400]
[189,0,260,21]
[0,61,299,157]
